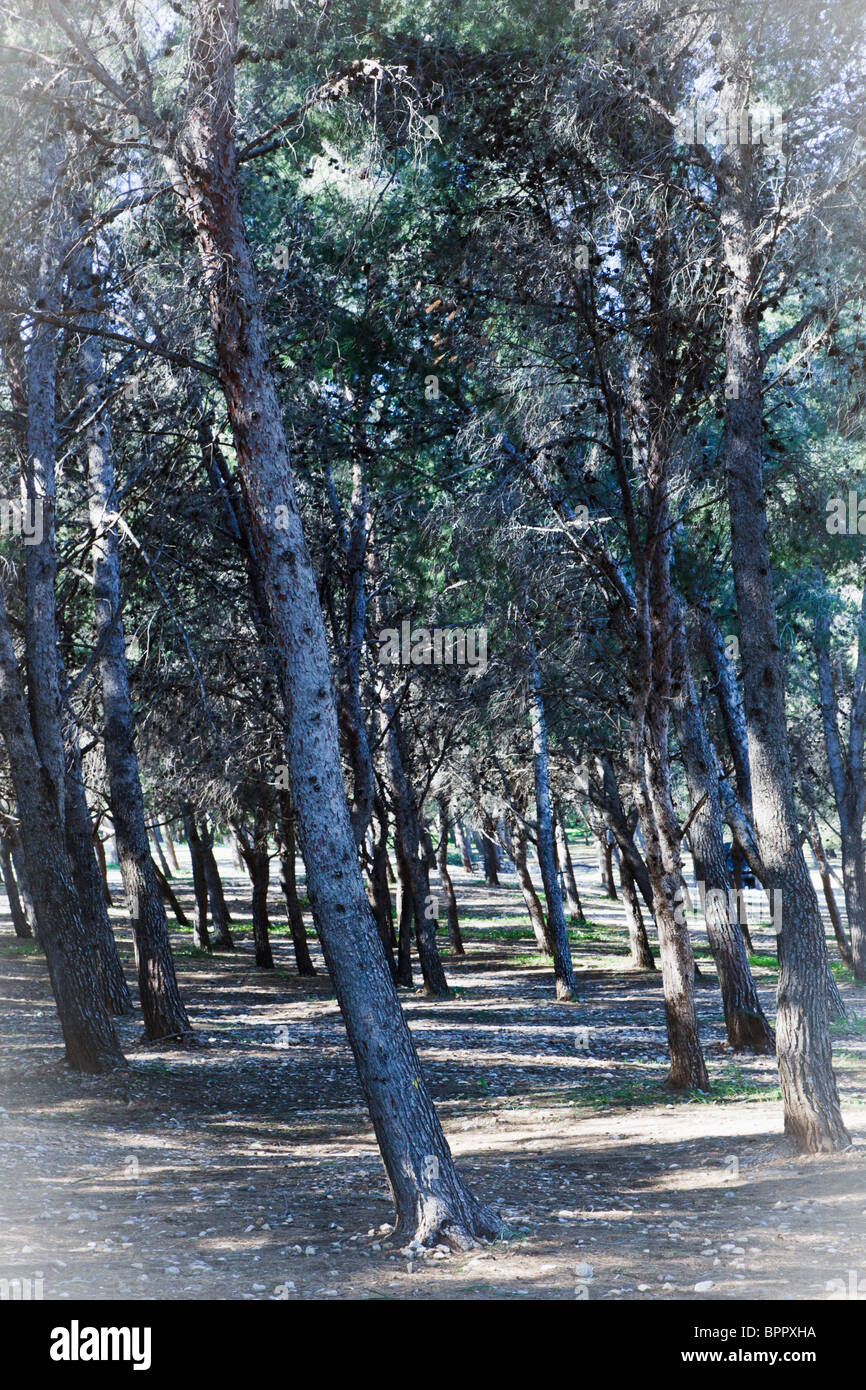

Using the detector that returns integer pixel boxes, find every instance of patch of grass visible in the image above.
[831,1013,866,1036]
[748,953,779,971]
[0,939,42,956]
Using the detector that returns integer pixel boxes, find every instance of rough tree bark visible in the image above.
[0,589,125,1071]
[716,28,848,1148]
[78,247,192,1041]
[436,799,465,956]
[525,629,576,1000]
[276,788,316,976]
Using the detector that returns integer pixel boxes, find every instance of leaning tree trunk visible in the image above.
[276,789,316,976]
[78,246,192,1042]
[153,860,191,929]
[673,642,774,1053]
[0,591,125,1071]
[151,824,173,881]
[181,802,211,952]
[436,800,465,956]
[0,829,30,939]
[511,819,554,955]
[619,854,655,970]
[553,801,584,921]
[9,830,38,939]
[163,823,180,875]
[393,835,415,988]
[716,34,848,1149]
[525,631,576,999]
[93,827,113,906]
[150,0,499,1245]
[803,811,853,971]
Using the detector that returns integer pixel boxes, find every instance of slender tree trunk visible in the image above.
[151,823,173,880]
[153,859,191,929]
[480,815,500,887]
[436,800,465,956]
[163,823,180,874]
[199,819,234,949]
[250,847,274,971]
[730,844,754,953]
[455,820,475,872]
[803,812,853,970]
[276,790,316,976]
[10,830,38,939]
[0,830,30,938]
[78,247,192,1041]
[511,819,554,955]
[158,0,498,1243]
[93,829,112,906]
[716,34,848,1148]
[393,834,415,987]
[673,644,774,1052]
[525,631,576,999]
[619,854,655,970]
[181,802,211,952]
[553,801,584,921]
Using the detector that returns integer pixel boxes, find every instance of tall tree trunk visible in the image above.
[10,829,38,939]
[803,811,853,971]
[716,32,848,1148]
[730,844,754,954]
[0,591,125,1071]
[673,642,774,1052]
[250,847,274,971]
[511,819,554,955]
[525,630,576,999]
[151,823,173,880]
[93,828,113,906]
[199,818,234,949]
[163,822,180,874]
[62,735,132,1016]
[553,801,584,921]
[149,0,498,1244]
[276,790,316,976]
[181,802,211,952]
[153,859,191,929]
[393,833,415,987]
[455,819,475,872]
[79,246,192,1042]
[0,829,30,939]
[814,594,866,979]
[436,800,465,956]
[619,854,655,970]
[480,814,500,887]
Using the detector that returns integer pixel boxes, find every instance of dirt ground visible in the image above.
[1,843,864,1301]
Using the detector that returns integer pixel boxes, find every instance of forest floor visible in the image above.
[1,843,865,1302]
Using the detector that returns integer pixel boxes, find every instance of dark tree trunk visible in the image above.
[716,31,848,1149]
[62,732,132,1016]
[436,800,465,956]
[150,0,498,1244]
[93,829,112,906]
[151,823,173,880]
[0,830,30,938]
[153,859,190,929]
[250,847,274,971]
[730,844,754,954]
[78,246,192,1042]
[181,802,211,952]
[393,835,415,988]
[553,801,584,921]
[199,819,234,948]
[673,641,774,1053]
[511,819,554,955]
[276,790,316,976]
[10,830,38,939]
[525,631,576,999]
[371,797,397,952]
[0,591,125,1071]
[803,811,853,971]
[455,819,475,872]
[480,815,500,887]
[619,854,655,970]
